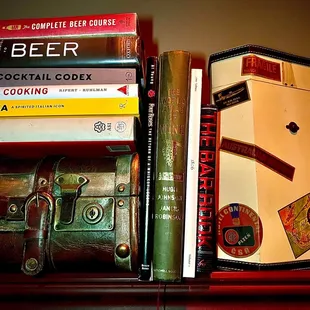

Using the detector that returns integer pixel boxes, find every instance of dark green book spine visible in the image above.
[153,50,191,282]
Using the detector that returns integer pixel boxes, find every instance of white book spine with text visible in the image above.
[182,68,203,278]
[0,115,136,142]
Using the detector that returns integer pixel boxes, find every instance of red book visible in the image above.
[196,105,217,274]
[0,12,139,39]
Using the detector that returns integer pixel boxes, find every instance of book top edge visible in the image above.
[0,12,138,23]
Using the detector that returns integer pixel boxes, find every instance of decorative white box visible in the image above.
[209,45,310,270]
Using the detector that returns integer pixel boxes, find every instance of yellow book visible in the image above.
[0,97,139,117]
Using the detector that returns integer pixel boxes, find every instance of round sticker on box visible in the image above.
[217,203,263,258]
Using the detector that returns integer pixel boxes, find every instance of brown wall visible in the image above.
[1,0,309,57]
[1,0,309,103]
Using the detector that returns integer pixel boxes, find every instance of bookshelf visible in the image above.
[1,271,310,309]
[1,0,310,308]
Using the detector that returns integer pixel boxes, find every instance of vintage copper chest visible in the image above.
[0,153,139,275]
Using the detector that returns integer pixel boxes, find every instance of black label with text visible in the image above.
[213,81,250,110]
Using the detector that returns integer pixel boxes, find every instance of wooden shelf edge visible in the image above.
[1,270,310,297]
[210,270,310,282]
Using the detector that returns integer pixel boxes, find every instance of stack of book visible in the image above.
[0,12,144,158]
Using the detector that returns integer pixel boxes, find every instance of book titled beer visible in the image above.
[0,36,142,68]
[153,50,191,282]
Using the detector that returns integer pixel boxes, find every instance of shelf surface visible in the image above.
[1,270,310,298]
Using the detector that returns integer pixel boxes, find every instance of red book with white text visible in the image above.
[196,105,217,274]
[0,13,139,39]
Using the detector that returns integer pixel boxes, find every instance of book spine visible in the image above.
[139,56,159,281]
[0,36,141,68]
[0,97,139,117]
[0,68,137,86]
[182,69,203,278]
[0,13,138,38]
[196,105,218,274]
[0,84,138,100]
[153,51,191,282]
[0,115,136,142]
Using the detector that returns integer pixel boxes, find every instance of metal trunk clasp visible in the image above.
[54,174,89,225]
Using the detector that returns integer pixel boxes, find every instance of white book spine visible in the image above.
[0,84,138,100]
[0,116,135,142]
[182,68,203,278]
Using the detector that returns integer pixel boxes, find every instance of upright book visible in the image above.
[196,105,217,274]
[153,50,191,282]
[0,13,139,38]
[139,56,159,281]
[182,68,203,278]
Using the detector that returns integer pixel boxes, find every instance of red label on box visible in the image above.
[220,137,295,181]
[242,55,281,82]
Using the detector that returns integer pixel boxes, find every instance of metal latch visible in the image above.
[54,173,88,225]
